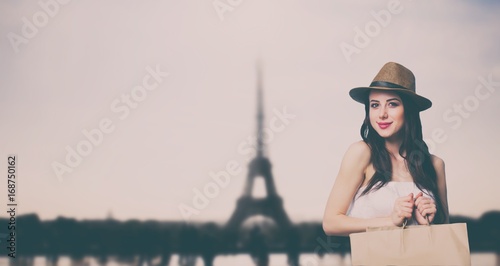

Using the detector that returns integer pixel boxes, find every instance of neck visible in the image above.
[384,136,403,158]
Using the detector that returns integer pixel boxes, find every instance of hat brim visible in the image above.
[349,87,432,111]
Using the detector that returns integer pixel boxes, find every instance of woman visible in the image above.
[323,62,449,236]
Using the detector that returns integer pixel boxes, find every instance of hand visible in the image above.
[414,192,437,225]
[391,193,415,226]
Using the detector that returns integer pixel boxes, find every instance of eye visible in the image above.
[388,102,400,107]
[370,103,379,108]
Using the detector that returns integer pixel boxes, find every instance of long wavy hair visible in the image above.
[359,92,446,224]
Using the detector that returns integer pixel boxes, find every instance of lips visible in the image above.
[377,122,392,129]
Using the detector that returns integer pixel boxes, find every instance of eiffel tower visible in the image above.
[225,61,292,232]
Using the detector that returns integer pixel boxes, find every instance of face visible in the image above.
[368,90,405,140]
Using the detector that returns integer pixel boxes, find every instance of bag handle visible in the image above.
[402,215,430,228]
[399,216,432,253]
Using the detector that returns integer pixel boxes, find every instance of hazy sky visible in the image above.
[1,0,499,223]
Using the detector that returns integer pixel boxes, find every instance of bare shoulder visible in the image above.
[347,140,371,154]
[430,154,445,172]
[342,140,371,167]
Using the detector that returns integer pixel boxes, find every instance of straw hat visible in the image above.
[349,62,432,111]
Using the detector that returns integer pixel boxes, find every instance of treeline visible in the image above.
[0,211,498,258]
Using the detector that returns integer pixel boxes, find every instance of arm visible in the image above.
[322,141,395,236]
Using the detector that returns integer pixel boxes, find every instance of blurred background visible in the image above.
[1,0,499,265]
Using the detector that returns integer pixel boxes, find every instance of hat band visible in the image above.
[370,81,407,90]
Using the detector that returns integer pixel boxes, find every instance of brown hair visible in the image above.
[359,92,446,224]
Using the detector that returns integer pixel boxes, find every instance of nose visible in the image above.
[379,106,388,119]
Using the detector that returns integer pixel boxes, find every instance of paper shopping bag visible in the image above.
[349,223,470,266]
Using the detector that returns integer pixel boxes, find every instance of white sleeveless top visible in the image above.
[347,181,434,225]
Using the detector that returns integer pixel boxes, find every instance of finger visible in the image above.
[418,197,433,203]
[401,205,415,213]
[419,206,436,216]
[401,205,414,212]
[414,196,425,206]
[400,207,414,217]
[415,197,433,207]
[417,202,433,213]
[417,203,432,213]
[400,202,414,208]
[398,211,412,219]
[417,201,431,211]
[414,197,421,206]
[402,211,413,218]
[414,191,423,200]
[397,196,414,204]
[398,194,412,202]
[397,205,413,213]
[421,206,437,217]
